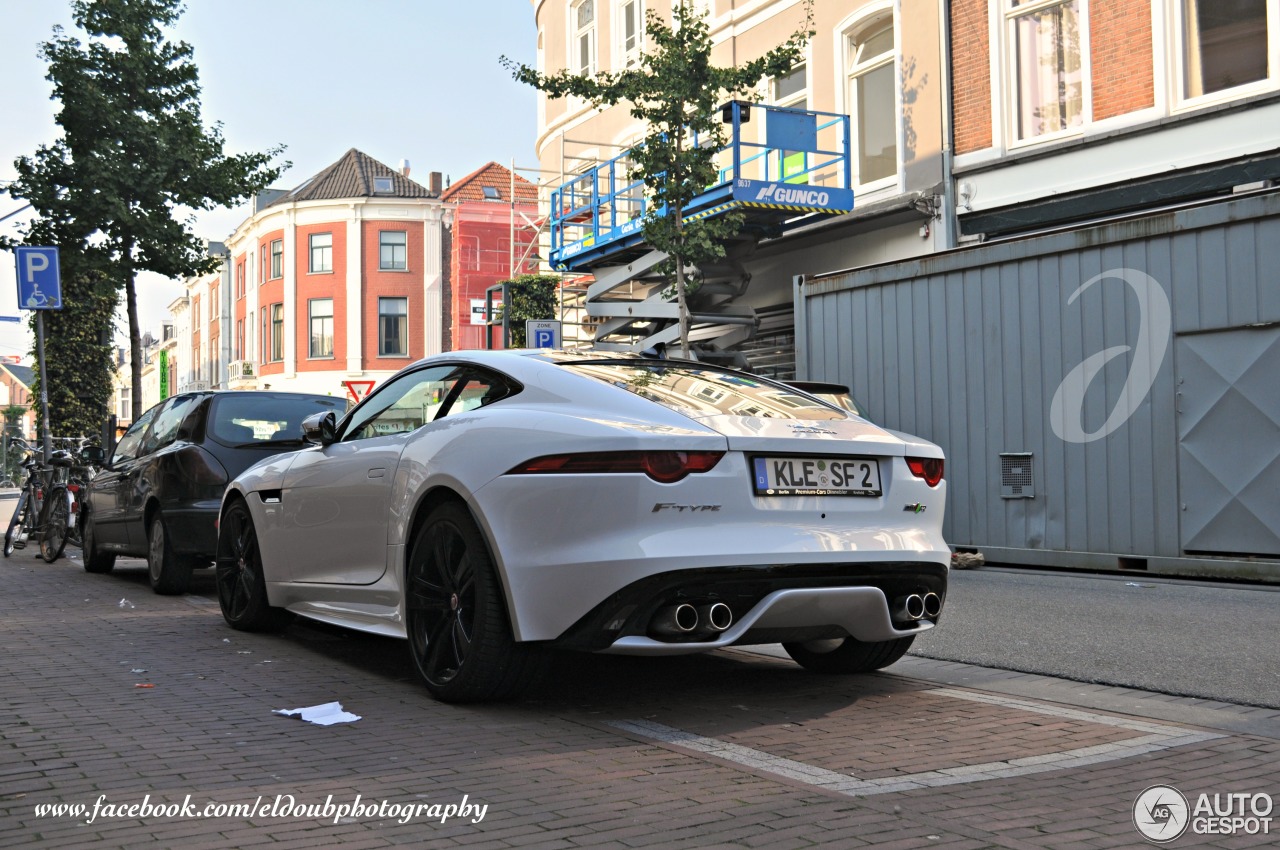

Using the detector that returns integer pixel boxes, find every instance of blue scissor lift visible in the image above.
[549,102,855,357]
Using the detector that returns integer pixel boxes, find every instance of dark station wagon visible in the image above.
[83,390,346,594]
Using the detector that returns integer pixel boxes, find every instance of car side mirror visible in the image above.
[301,411,337,446]
[80,445,106,466]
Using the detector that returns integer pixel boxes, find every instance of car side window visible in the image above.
[111,407,158,465]
[140,395,201,456]
[436,371,517,420]
[341,366,463,442]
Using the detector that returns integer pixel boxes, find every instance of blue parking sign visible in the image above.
[14,247,62,310]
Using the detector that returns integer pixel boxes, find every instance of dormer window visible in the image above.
[374,176,395,193]
[482,186,501,201]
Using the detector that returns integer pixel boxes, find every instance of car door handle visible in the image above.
[368,468,385,479]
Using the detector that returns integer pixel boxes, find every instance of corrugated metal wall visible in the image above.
[796,193,1280,576]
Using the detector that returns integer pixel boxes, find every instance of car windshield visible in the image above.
[564,361,847,421]
[209,394,347,445]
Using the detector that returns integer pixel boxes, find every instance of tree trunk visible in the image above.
[123,239,143,422]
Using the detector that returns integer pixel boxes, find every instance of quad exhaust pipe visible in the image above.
[894,592,943,623]
[649,601,734,638]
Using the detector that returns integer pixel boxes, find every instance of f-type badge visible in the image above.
[903,503,927,514]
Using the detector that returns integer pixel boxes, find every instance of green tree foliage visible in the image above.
[31,266,118,441]
[6,0,287,421]
[503,0,812,356]
[496,274,560,348]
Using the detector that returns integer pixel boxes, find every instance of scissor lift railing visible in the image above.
[550,102,855,358]
[549,102,854,273]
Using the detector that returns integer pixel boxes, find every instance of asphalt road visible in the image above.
[910,566,1280,709]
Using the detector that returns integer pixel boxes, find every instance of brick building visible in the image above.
[440,163,540,351]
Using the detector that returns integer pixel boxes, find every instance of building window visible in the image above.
[270,239,283,279]
[236,318,244,360]
[310,232,333,273]
[374,176,395,193]
[192,298,200,328]
[235,262,244,299]
[772,63,808,108]
[1179,0,1270,101]
[379,231,408,270]
[847,18,897,185]
[309,298,334,358]
[259,308,266,364]
[379,297,408,356]
[270,303,284,362]
[618,0,642,68]
[572,0,596,75]
[1008,0,1085,141]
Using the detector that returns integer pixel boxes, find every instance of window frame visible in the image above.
[616,0,643,69]
[844,11,899,189]
[379,230,408,271]
[1004,0,1091,146]
[1171,0,1277,110]
[309,232,333,274]
[270,239,284,279]
[270,303,284,363]
[308,297,334,359]
[571,0,597,76]
[378,296,410,357]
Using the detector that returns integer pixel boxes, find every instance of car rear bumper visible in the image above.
[600,586,934,655]
[164,500,221,563]
[548,560,947,652]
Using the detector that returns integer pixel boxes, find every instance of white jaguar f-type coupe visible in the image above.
[215,350,949,702]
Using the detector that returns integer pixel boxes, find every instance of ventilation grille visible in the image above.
[1000,452,1034,498]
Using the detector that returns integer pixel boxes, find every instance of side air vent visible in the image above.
[999,452,1034,499]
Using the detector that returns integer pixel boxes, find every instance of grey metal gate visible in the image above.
[1176,325,1280,557]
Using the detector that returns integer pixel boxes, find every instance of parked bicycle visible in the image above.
[52,436,104,549]
[3,439,78,563]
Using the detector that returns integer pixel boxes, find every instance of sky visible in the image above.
[0,0,539,362]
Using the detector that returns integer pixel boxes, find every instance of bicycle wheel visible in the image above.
[39,486,70,563]
[4,492,30,558]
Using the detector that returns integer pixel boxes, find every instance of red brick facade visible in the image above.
[952,0,992,155]
[1090,0,1154,121]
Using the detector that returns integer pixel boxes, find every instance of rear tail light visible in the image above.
[906,457,944,487]
[507,451,724,484]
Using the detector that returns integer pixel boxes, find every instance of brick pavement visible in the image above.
[1,553,1276,848]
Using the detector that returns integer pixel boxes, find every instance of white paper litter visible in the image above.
[272,701,361,725]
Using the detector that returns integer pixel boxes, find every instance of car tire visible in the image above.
[783,635,915,674]
[81,504,116,574]
[147,513,194,595]
[39,486,71,563]
[4,493,30,558]
[215,500,293,632]
[405,501,544,703]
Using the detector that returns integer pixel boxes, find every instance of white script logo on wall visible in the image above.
[1133,785,1190,843]
[1050,268,1172,444]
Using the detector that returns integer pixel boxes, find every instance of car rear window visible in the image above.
[564,361,847,421]
[209,393,347,445]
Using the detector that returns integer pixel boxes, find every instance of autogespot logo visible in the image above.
[1134,785,1190,843]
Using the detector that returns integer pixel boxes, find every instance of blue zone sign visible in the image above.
[14,247,63,310]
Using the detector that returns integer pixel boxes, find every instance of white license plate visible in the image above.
[752,456,882,497]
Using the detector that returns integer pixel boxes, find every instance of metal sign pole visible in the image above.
[35,310,51,462]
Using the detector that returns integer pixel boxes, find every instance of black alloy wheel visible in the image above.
[214,500,292,631]
[405,502,543,703]
[80,504,116,574]
[39,486,70,563]
[147,513,193,595]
